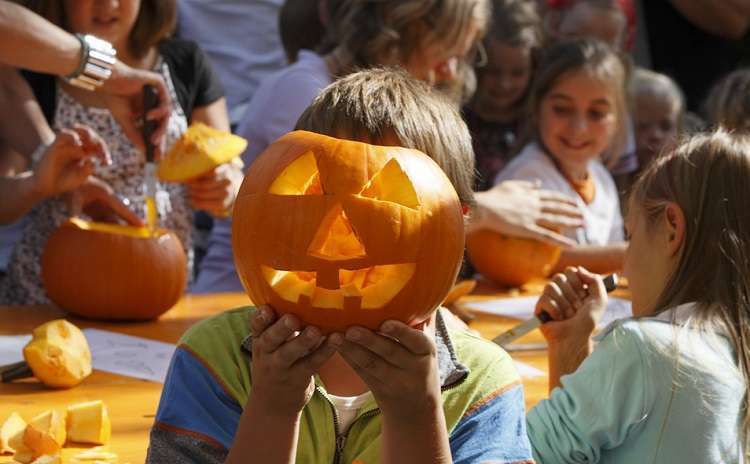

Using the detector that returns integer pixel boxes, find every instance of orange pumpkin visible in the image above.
[41,218,187,320]
[466,230,561,287]
[232,131,465,333]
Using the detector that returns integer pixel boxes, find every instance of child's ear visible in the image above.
[664,202,685,257]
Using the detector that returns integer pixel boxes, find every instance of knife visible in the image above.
[492,274,619,347]
[142,85,160,231]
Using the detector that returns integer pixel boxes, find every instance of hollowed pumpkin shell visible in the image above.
[41,218,187,320]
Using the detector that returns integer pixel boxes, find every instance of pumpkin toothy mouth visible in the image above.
[261,264,415,310]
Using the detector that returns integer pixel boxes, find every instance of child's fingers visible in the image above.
[538,190,580,207]
[561,267,587,301]
[535,295,563,320]
[343,327,403,366]
[256,314,301,354]
[297,337,338,375]
[335,338,390,386]
[274,326,325,368]
[540,280,573,319]
[378,321,434,356]
[249,306,276,338]
[527,224,577,248]
[71,124,111,164]
[576,267,607,299]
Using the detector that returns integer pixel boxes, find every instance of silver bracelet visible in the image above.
[64,34,117,91]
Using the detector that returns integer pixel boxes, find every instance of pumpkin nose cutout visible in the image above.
[307,204,366,262]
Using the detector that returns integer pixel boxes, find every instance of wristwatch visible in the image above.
[64,34,117,91]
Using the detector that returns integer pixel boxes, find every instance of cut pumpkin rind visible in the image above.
[158,122,247,182]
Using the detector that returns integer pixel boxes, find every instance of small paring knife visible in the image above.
[492,274,618,347]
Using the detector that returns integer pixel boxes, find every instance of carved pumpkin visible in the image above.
[157,122,247,182]
[466,230,561,287]
[41,218,187,320]
[233,131,465,333]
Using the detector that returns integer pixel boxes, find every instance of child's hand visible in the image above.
[31,125,111,199]
[471,180,584,247]
[185,160,243,217]
[536,266,608,342]
[333,321,442,419]
[249,306,336,417]
[66,177,143,226]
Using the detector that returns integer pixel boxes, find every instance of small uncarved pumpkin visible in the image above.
[466,230,561,287]
[233,131,465,333]
[157,122,247,182]
[41,218,187,320]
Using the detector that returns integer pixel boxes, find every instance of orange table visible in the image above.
[0,284,567,463]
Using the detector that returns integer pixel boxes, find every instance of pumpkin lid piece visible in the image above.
[157,122,247,182]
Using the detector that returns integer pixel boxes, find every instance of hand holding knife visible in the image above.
[492,273,618,347]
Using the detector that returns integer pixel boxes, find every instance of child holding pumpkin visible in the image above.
[526,129,748,462]
[495,38,628,274]
[147,69,534,464]
[0,0,243,305]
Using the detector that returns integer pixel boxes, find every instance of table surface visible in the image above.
[0,280,628,463]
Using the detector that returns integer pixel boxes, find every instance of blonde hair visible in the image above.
[295,68,475,206]
[630,129,750,450]
[329,0,490,68]
[705,68,750,133]
[524,38,629,163]
[632,68,685,127]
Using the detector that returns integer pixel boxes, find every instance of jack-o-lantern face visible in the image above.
[233,131,465,333]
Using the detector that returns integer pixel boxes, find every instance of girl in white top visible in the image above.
[496,38,628,274]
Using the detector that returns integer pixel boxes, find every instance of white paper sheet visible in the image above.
[82,329,176,383]
[513,360,545,379]
[0,335,31,366]
[466,296,633,328]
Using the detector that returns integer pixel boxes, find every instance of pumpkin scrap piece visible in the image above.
[28,454,61,464]
[23,320,91,389]
[66,401,111,445]
[0,412,26,454]
[71,445,119,462]
[158,122,247,182]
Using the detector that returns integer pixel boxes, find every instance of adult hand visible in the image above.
[249,306,336,417]
[185,160,244,217]
[470,180,584,247]
[535,266,608,342]
[99,60,171,154]
[31,125,111,199]
[66,176,143,226]
[332,321,442,418]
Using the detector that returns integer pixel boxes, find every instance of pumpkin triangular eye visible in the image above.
[360,159,419,209]
[268,151,323,195]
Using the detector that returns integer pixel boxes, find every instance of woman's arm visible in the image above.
[552,243,627,275]
[0,66,55,158]
[191,98,230,131]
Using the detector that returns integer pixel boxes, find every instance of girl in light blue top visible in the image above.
[527,130,749,463]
